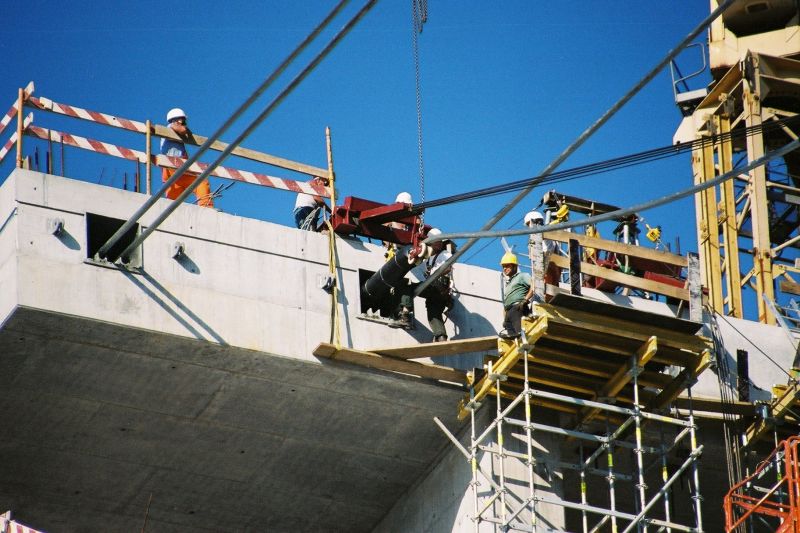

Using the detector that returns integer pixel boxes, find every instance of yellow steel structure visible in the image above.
[457,301,712,421]
[688,52,800,324]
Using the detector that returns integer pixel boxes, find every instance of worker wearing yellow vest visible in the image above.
[498,251,533,340]
[160,108,214,208]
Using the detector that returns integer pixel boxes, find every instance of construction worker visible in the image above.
[417,228,454,342]
[160,108,214,208]
[498,251,533,340]
[293,176,329,231]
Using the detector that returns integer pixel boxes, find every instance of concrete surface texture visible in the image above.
[0,170,498,531]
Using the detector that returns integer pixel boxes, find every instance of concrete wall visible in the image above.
[0,169,503,369]
[694,314,797,402]
[373,405,566,533]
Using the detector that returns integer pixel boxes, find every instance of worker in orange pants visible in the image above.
[160,108,214,208]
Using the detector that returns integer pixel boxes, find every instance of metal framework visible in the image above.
[724,436,800,532]
[689,52,800,325]
[435,294,712,532]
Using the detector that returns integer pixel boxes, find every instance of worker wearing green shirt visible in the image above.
[498,252,534,340]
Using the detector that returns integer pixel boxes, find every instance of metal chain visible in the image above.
[411,0,427,219]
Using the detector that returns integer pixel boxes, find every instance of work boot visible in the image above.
[498,329,520,340]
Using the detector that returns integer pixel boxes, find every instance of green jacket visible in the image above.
[503,271,531,308]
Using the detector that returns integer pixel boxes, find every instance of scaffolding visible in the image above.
[436,296,713,532]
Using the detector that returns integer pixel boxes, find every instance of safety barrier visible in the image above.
[724,435,800,532]
[0,82,330,198]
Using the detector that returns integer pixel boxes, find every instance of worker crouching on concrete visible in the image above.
[498,252,533,340]
[160,108,215,208]
[293,176,330,231]
[417,228,454,342]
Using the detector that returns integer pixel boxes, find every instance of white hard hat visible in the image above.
[524,210,544,226]
[427,227,442,237]
[395,191,412,204]
[166,108,187,122]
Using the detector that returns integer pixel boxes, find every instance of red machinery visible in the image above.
[329,196,430,249]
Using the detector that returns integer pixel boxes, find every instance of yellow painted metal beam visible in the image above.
[716,113,744,318]
[457,316,548,419]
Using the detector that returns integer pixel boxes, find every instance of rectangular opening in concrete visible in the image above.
[85,213,141,267]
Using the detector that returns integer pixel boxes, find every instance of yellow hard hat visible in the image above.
[500,252,518,266]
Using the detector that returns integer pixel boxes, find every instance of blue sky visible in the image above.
[2,1,710,270]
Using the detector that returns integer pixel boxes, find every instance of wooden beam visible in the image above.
[549,254,689,300]
[457,317,548,419]
[313,343,466,383]
[152,123,329,178]
[537,304,711,356]
[577,337,658,425]
[647,350,712,411]
[369,336,498,360]
[779,279,800,295]
[542,229,687,267]
[745,380,800,445]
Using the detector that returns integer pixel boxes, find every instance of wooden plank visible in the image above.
[506,366,600,396]
[648,350,712,411]
[370,336,498,360]
[313,343,466,383]
[745,380,800,445]
[538,304,711,355]
[549,254,689,300]
[458,317,548,419]
[542,229,687,267]
[672,395,756,416]
[779,279,800,295]
[577,337,657,425]
[153,124,329,178]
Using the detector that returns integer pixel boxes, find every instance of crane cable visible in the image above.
[413,114,800,213]
[412,0,738,298]
[412,0,427,220]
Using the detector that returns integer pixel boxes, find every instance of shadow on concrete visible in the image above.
[118,267,227,345]
[55,229,81,251]
[176,253,200,275]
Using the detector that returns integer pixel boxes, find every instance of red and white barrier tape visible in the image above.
[0,113,32,165]
[25,125,329,198]
[0,104,18,139]
[0,82,34,139]
[28,96,147,134]
[1,511,45,533]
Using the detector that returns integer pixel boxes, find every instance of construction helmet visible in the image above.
[523,211,544,226]
[500,252,518,266]
[427,227,442,237]
[395,191,412,204]
[166,108,187,123]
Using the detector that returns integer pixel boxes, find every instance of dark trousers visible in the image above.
[502,301,528,335]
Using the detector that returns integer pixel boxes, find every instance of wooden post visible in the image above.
[569,238,581,296]
[688,252,702,323]
[145,119,152,195]
[16,88,24,168]
[530,233,545,301]
[325,126,340,347]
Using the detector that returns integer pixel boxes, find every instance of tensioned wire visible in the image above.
[414,115,800,213]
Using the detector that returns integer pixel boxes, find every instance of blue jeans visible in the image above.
[293,206,319,230]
